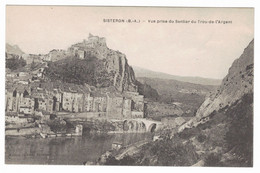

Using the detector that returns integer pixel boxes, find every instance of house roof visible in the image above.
[92,91,106,97]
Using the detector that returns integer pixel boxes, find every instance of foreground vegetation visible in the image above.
[103,93,253,167]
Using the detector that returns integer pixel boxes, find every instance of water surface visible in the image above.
[5,133,152,165]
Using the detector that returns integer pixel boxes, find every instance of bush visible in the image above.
[118,155,136,165]
[177,127,200,139]
[104,155,135,166]
[135,80,159,101]
[6,57,26,70]
[197,134,207,143]
[50,114,57,120]
[204,153,221,167]
[104,155,120,165]
[47,118,67,133]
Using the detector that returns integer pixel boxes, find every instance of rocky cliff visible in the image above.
[179,39,254,132]
[46,34,137,92]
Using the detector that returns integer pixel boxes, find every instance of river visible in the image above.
[5,133,152,165]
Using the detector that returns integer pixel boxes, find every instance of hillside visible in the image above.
[107,39,254,167]
[177,39,254,166]
[136,77,218,119]
[107,92,252,166]
[45,34,137,92]
[6,43,25,56]
[46,56,113,87]
[133,66,222,86]
[137,77,217,96]
[179,39,254,132]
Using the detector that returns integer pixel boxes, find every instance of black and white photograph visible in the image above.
[2,3,256,169]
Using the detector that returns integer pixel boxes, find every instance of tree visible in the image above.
[6,57,26,70]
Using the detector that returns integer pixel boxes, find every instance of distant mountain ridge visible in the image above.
[133,66,222,86]
[6,43,25,56]
[137,77,217,95]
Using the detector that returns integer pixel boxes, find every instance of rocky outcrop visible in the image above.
[67,34,137,92]
[179,39,254,132]
[6,34,137,92]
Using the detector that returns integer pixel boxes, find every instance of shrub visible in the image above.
[119,155,136,165]
[148,140,199,166]
[104,155,136,166]
[104,155,120,165]
[204,153,221,167]
[135,80,160,101]
[197,134,207,143]
[47,118,67,133]
[6,57,26,70]
[177,127,200,139]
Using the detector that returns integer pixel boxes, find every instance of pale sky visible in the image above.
[6,6,254,79]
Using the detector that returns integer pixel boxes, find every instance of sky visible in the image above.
[6,6,254,79]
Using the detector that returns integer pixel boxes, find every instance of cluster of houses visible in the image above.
[5,79,146,119]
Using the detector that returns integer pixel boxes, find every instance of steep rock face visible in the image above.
[105,50,137,92]
[179,39,254,132]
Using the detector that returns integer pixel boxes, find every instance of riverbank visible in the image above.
[93,136,153,165]
[5,127,41,137]
[107,131,149,134]
[115,140,150,160]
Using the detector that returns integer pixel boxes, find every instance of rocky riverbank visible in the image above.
[85,137,153,165]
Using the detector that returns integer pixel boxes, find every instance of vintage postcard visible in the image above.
[5,6,254,166]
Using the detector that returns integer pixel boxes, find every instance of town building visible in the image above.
[5,81,146,119]
[19,95,35,115]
